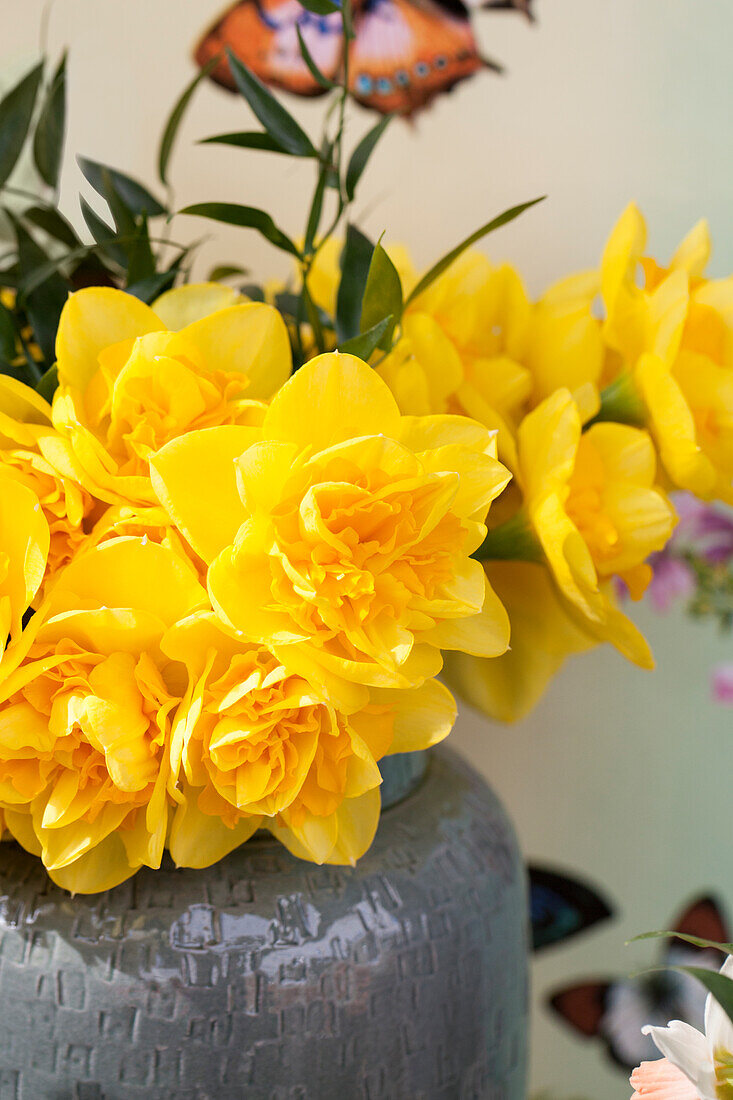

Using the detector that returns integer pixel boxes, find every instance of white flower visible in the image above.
[630,956,733,1100]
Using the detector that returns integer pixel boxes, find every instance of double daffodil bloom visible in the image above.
[163,612,455,867]
[0,376,91,592]
[517,388,675,665]
[49,284,292,507]
[151,353,511,711]
[602,204,733,503]
[0,472,49,648]
[0,537,208,893]
[379,252,533,469]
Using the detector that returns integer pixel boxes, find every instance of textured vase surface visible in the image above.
[0,747,528,1099]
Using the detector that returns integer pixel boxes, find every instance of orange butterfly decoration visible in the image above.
[195,0,534,117]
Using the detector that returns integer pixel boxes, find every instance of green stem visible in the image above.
[591,371,647,427]
[473,510,544,563]
[296,0,354,355]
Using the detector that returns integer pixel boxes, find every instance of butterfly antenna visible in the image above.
[482,0,535,21]
[481,54,506,75]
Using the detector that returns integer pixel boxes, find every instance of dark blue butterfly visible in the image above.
[529,864,614,952]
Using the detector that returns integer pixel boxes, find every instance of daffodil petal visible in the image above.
[263,352,401,450]
[152,282,241,329]
[174,302,291,399]
[56,287,164,391]
[151,426,257,562]
[169,787,261,868]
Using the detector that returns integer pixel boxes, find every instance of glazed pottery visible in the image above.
[0,747,528,1099]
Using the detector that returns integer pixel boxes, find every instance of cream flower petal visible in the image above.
[703,956,733,1060]
[643,1022,716,1099]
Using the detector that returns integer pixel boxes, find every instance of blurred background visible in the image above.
[4,1,733,1095]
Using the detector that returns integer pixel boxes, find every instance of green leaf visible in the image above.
[126,271,177,304]
[0,62,44,188]
[226,50,318,158]
[345,115,391,202]
[158,57,219,185]
[241,283,266,302]
[629,931,733,953]
[80,196,128,268]
[0,357,37,386]
[0,297,17,361]
[305,158,329,254]
[180,202,301,257]
[32,52,66,188]
[301,278,326,354]
[339,315,393,360]
[405,196,546,305]
[335,224,373,342]
[360,241,402,349]
[100,170,136,238]
[647,966,733,1027]
[78,156,167,218]
[12,216,68,370]
[208,264,249,281]
[23,204,79,249]
[296,25,336,89]
[200,131,290,154]
[298,0,340,13]
[35,363,58,402]
[125,214,156,285]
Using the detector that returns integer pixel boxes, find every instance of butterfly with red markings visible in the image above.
[194,0,533,116]
[548,895,731,1072]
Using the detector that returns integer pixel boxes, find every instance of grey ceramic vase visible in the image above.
[0,746,528,1100]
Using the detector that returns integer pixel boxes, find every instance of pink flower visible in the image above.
[712,664,733,706]
[647,557,696,614]
[630,1058,700,1099]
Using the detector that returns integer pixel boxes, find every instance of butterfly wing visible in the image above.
[549,982,609,1038]
[669,894,731,949]
[548,896,731,1074]
[348,0,485,116]
[529,865,614,952]
[195,0,343,96]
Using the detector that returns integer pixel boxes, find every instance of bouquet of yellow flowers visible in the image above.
[0,9,730,896]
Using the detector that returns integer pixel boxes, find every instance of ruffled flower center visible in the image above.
[265,453,465,653]
[89,333,260,476]
[196,649,327,816]
[0,645,175,833]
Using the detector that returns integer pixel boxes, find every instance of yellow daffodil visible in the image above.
[51,285,292,506]
[380,253,533,469]
[151,352,511,711]
[515,388,675,665]
[601,205,733,502]
[0,376,92,592]
[0,537,207,893]
[524,271,604,419]
[442,560,595,723]
[162,612,455,866]
[0,473,49,648]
